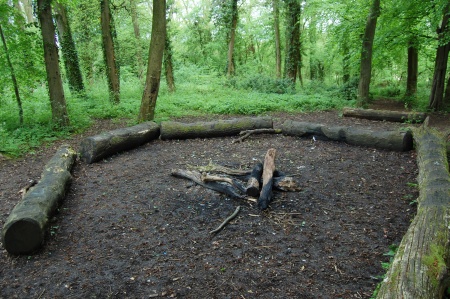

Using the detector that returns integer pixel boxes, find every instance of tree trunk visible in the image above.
[284,0,301,86]
[444,72,450,106]
[0,24,23,125]
[138,0,166,121]
[19,0,35,23]
[130,0,144,80]
[404,40,418,100]
[101,0,120,104]
[54,2,85,94]
[37,0,70,127]
[160,117,273,140]
[281,120,413,152]
[357,0,381,107]
[2,145,76,255]
[376,123,450,298]
[164,0,176,93]
[342,38,350,84]
[273,0,281,78]
[342,107,427,123]
[79,122,160,164]
[227,0,238,78]
[258,148,276,210]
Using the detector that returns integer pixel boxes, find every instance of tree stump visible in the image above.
[376,123,450,298]
[160,117,273,140]
[2,145,76,255]
[79,121,160,163]
[343,107,427,123]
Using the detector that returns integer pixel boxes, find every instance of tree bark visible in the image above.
[227,0,238,78]
[246,162,263,197]
[0,24,23,125]
[405,40,418,100]
[138,0,166,121]
[101,0,120,104]
[342,107,427,123]
[357,0,381,107]
[37,0,70,127]
[284,0,301,86]
[164,0,176,93]
[273,0,282,78]
[130,0,144,80]
[258,148,276,210]
[160,117,273,140]
[54,2,85,94]
[2,145,76,255]
[79,122,160,164]
[376,123,450,298]
[281,120,413,152]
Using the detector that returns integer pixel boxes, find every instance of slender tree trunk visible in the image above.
[130,0,144,80]
[54,2,85,94]
[227,0,238,78]
[309,17,317,80]
[357,0,381,107]
[138,0,166,121]
[444,73,450,105]
[0,24,23,125]
[342,38,350,84]
[20,0,34,23]
[273,0,281,78]
[284,0,301,86]
[37,0,69,127]
[405,41,418,100]
[164,0,176,93]
[429,4,450,111]
[100,0,120,104]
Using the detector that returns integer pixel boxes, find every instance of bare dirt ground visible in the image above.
[0,105,448,299]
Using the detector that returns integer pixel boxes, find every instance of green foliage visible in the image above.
[371,244,399,299]
[226,75,294,94]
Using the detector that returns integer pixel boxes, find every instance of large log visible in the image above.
[80,122,160,164]
[376,123,450,298]
[2,145,76,255]
[160,117,273,140]
[258,148,276,210]
[343,107,427,123]
[281,120,413,151]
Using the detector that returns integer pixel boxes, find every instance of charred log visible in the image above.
[245,163,263,197]
[258,148,276,210]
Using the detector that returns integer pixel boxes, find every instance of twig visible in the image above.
[232,128,282,143]
[187,161,250,176]
[210,206,241,234]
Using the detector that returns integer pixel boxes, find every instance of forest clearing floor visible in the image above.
[0,102,449,298]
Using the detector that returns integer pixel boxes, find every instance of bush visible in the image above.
[339,77,359,101]
[227,75,295,94]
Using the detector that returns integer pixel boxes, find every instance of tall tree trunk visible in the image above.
[309,17,317,80]
[138,0,166,121]
[429,4,450,111]
[0,24,23,125]
[19,0,34,23]
[273,0,281,78]
[405,40,418,100]
[130,0,144,80]
[54,2,85,94]
[164,0,176,93]
[342,38,350,84]
[284,0,301,86]
[100,0,120,104]
[227,0,238,78]
[444,73,450,105]
[357,0,381,107]
[37,0,69,127]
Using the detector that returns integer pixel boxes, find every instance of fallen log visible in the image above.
[376,120,450,298]
[245,163,263,197]
[160,117,273,140]
[2,145,76,255]
[79,121,160,164]
[201,172,247,194]
[281,120,413,151]
[343,107,427,123]
[171,169,245,200]
[258,148,276,210]
[187,161,250,176]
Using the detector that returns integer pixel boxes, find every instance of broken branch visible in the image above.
[210,206,241,234]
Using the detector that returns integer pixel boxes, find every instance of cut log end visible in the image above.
[3,219,43,255]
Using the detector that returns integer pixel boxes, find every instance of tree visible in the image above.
[284,0,301,86]
[0,23,23,125]
[54,1,85,94]
[357,0,381,107]
[37,0,70,126]
[405,39,418,100]
[273,0,282,78]
[164,0,176,93]
[130,0,144,80]
[101,0,120,104]
[428,3,450,111]
[227,0,238,77]
[138,0,166,121]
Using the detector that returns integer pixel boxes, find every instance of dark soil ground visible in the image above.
[0,103,448,299]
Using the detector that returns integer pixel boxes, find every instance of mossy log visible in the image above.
[281,120,413,151]
[2,145,76,255]
[343,107,427,123]
[160,117,273,140]
[80,122,160,163]
[376,124,450,298]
